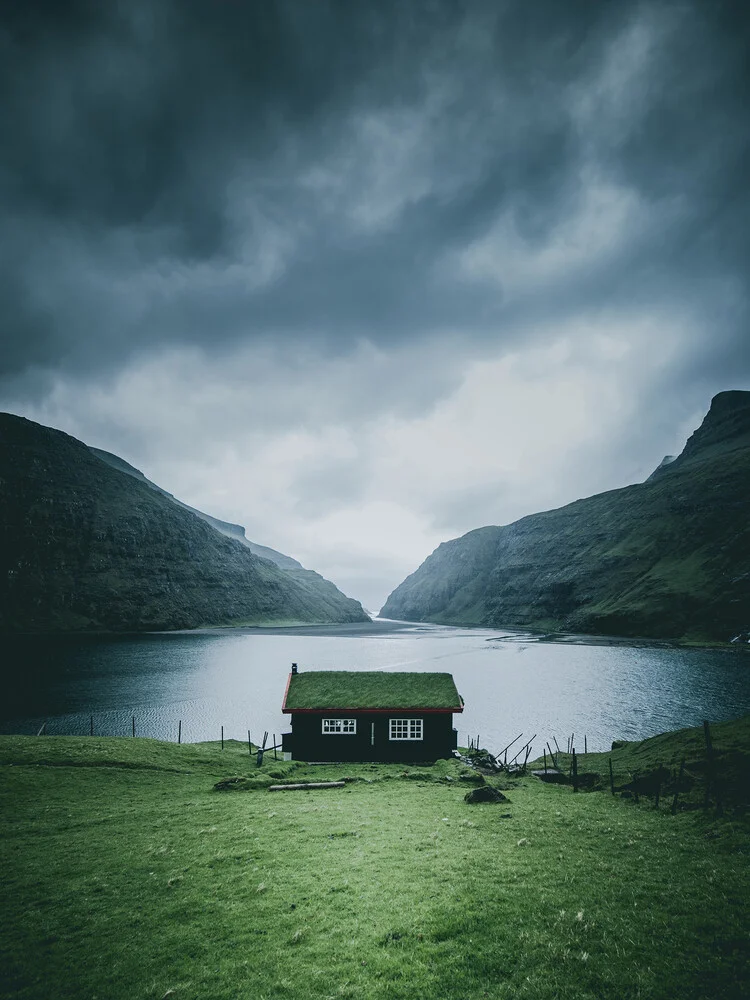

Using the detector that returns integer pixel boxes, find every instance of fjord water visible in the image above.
[3,621,749,753]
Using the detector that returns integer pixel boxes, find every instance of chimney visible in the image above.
[291,662,298,674]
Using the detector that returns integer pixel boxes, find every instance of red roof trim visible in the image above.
[282,705,463,714]
[281,672,293,712]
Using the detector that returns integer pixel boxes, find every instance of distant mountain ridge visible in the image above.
[88,448,303,570]
[381,391,750,642]
[0,414,368,632]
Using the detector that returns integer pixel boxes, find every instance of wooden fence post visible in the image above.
[248,730,252,756]
[132,716,135,738]
[500,733,523,762]
[90,715,94,736]
[509,735,536,767]
[572,749,578,792]
[178,720,181,745]
[221,725,224,751]
[584,735,587,755]
[273,735,277,760]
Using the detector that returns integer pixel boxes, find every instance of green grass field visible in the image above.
[1,727,748,1000]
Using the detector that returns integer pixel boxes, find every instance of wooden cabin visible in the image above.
[280,665,463,762]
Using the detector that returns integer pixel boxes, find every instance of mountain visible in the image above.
[381,391,750,642]
[0,414,368,632]
[88,448,303,570]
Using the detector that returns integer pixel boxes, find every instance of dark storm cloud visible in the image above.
[1,0,749,384]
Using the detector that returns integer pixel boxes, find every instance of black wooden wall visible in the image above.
[282,712,458,762]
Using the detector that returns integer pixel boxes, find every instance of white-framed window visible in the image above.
[322,718,357,735]
[389,718,423,741]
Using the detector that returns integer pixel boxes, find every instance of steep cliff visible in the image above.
[89,447,303,570]
[0,414,368,632]
[381,391,750,642]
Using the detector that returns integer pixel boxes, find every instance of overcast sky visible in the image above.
[1,1,749,612]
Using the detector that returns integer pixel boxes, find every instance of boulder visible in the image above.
[464,785,509,804]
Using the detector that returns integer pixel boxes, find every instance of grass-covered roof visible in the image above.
[283,671,463,711]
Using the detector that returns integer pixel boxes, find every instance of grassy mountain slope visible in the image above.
[89,447,303,569]
[0,414,368,632]
[381,391,750,642]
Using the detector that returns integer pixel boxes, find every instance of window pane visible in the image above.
[322,718,356,734]
[389,718,423,740]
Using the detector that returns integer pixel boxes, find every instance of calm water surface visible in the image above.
[3,621,749,754]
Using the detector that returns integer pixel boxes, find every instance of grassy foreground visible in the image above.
[1,730,748,1000]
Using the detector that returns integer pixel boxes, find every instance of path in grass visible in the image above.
[0,736,748,1000]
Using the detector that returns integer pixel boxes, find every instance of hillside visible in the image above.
[89,448,302,569]
[0,414,368,632]
[381,391,750,642]
[0,723,747,1000]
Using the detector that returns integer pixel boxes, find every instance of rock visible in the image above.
[464,785,509,804]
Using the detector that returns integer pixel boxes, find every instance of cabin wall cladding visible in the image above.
[282,712,458,762]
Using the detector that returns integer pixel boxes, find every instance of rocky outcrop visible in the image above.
[645,455,677,481]
[0,414,368,632]
[381,391,750,642]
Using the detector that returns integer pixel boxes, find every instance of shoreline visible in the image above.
[3,617,749,651]
[484,629,750,652]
